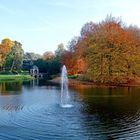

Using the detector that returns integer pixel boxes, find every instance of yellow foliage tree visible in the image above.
[0,38,14,69]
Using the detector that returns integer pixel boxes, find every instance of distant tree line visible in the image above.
[22,43,65,78]
[33,43,65,78]
[2,15,139,84]
[0,38,65,77]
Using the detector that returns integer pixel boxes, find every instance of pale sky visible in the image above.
[0,0,140,54]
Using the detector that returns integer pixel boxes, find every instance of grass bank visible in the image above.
[0,74,33,82]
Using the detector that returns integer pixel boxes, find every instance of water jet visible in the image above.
[60,65,73,108]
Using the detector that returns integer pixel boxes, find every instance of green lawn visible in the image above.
[0,74,33,82]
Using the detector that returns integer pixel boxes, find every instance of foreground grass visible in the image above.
[0,74,33,82]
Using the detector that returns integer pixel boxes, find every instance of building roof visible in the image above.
[31,65,39,70]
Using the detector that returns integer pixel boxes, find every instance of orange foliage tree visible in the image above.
[0,38,14,69]
[62,16,140,84]
[43,51,54,61]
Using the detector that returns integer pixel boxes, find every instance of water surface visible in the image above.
[0,80,140,139]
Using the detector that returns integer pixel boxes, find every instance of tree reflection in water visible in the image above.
[0,81,22,95]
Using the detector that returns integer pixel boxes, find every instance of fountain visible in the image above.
[60,65,73,108]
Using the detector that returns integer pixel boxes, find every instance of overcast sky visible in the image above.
[0,0,140,54]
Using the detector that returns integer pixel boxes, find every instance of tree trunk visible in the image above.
[10,59,15,72]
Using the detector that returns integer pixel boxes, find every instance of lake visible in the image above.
[0,79,140,140]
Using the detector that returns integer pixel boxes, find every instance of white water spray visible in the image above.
[60,65,72,108]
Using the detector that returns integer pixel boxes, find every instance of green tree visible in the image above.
[5,41,24,72]
[55,43,65,57]
[24,52,42,61]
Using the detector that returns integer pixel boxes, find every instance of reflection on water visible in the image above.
[74,87,140,139]
[30,78,39,87]
[0,81,22,95]
[0,80,140,139]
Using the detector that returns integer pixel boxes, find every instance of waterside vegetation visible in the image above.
[0,75,33,82]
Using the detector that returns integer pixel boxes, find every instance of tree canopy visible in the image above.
[62,16,140,84]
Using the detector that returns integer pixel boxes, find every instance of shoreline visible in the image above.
[0,74,33,82]
[50,77,140,88]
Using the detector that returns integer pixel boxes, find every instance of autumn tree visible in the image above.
[43,51,54,60]
[61,37,80,75]
[62,50,77,75]
[62,15,140,84]
[0,38,14,69]
[84,17,140,83]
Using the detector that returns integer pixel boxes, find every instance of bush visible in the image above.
[0,71,12,75]
[20,70,29,75]
[12,70,18,74]
[68,75,78,79]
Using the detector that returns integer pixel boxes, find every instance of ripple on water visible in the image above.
[0,92,140,139]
